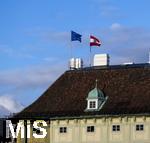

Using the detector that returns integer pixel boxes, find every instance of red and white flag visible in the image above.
[90,35,101,47]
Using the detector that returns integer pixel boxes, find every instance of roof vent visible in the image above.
[93,54,109,66]
[69,58,83,70]
[123,62,134,65]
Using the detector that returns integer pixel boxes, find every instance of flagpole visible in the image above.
[70,31,72,59]
[90,45,92,67]
[70,41,73,58]
[89,34,92,67]
[69,32,72,70]
[89,35,101,67]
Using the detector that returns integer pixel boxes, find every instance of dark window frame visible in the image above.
[89,101,96,109]
[112,125,120,132]
[136,124,144,131]
[87,126,95,132]
[59,127,67,133]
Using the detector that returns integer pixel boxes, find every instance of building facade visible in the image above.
[14,63,150,143]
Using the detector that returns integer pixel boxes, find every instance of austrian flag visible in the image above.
[90,35,101,47]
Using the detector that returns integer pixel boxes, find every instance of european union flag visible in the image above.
[71,31,82,42]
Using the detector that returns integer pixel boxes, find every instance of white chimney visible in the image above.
[93,54,109,66]
[69,58,76,70]
[75,58,83,69]
[69,58,83,70]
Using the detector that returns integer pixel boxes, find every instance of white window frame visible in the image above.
[88,99,98,109]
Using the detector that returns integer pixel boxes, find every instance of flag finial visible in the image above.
[95,79,98,88]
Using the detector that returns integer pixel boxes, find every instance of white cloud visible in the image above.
[0,45,34,59]
[100,5,119,17]
[26,28,70,45]
[0,105,10,117]
[43,57,59,62]
[101,25,150,64]
[110,23,122,31]
[0,95,24,113]
[0,59,67,108]
[0,62,66,88]
[90,0,122,18]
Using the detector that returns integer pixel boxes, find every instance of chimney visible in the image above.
[69,58,83,70]
[93,54,110,66]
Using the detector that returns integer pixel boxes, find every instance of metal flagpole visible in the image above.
[69,32,73,70]
[70,31,73,59]
[90,45,92,67]
[70,41,73,58]
[69,39,74,70]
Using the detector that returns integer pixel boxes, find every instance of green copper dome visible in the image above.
[87,87,105,100]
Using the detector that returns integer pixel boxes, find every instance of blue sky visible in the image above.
[0,0,150,114]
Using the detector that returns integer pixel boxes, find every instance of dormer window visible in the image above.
[89,101,96,108]
[88,100,97,109]
[85,79,108,112]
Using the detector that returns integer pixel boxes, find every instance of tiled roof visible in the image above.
[15,64,150,119]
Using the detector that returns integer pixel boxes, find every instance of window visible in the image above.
[89,101,96,109]
[136,124,144,131]
[112,125,120,131]
[59,127,67,133]
[87,126,95,132]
